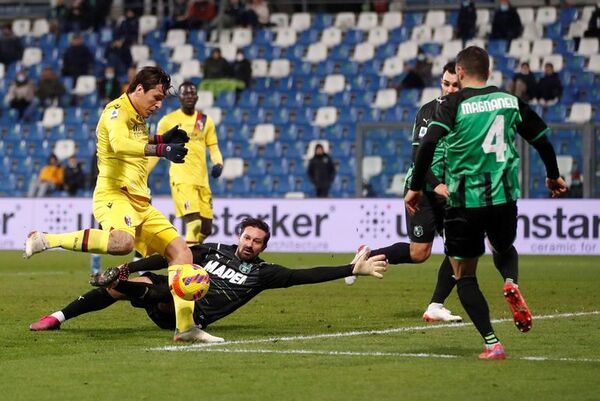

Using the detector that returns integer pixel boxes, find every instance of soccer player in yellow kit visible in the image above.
[149,81,223,245]
[25,67,211,342]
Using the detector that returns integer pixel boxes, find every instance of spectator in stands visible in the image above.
[203,48,232,79]
[247,0,272,27]
[63,155,86,196]
[307,144,336,198]
[121,66,137,94]
[537,62,563,105]
[584,4,600,39]
[0,24,24,66]
[396,62,425,91]
[233,49,252,88]
[163,0,189,31]
[219,0,246,28]
[508,62,537,102]
[90,0,114,32]
[62,34,94,80]
[98,66,121,104]
[65,0,91,32]
[168,0,217,30]
[105,37,133,77]
[115,8,139,45]
[490,0,522,41]
[48,0,69,34]
[35,66,66,108]
[27,154,64,198]
[6,70,35,120]
[456,0,477,42]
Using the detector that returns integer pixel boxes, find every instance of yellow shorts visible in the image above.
[93,188,180,257]
[170,183,213,219]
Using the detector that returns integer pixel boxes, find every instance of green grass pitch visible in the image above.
[1,250,599,401]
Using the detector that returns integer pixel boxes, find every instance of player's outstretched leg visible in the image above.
[503,280,532,333]
[24,229,110,259]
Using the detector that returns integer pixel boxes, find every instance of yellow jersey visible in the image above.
[157,109,222,187]
[95,93,151,200]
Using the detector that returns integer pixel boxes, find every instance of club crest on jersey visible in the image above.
[414,226,424,237]
[124,216,132,227]
[239,262,252,274]
[418,126,428,138]
[196,119,204,132]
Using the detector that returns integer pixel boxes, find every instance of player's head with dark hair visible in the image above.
[126,66,171,118]
[455,46,489,83]
[178,81,198,114]
[236,218,271,260]
[440,61,459,96]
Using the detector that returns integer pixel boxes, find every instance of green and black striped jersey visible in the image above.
[405,98,447,192]
[429,85,549,208]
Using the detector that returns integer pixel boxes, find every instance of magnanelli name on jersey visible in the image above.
[460,96,519,115]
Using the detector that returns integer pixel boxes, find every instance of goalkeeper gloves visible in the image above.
[157,125,189,144]
[351,253,388,279]
[211,164,223,178]
[156,143,188,163]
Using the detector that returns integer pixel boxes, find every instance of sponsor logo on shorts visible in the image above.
[414,225,424,237]
[124,216,132,227]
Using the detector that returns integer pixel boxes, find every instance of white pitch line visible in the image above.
[153,310,600,352]
[163,347,600,363]
[0,271,69,276]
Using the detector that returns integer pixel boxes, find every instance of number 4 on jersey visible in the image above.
[482,115,507,162]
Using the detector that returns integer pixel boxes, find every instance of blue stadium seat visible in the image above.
[543,105,567,122]
[488,40,508,57]
[343,30,364,46]
[312,14,333,29]
[402,12,424,28]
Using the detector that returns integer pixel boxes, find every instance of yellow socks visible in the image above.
[45,229,110,253]
[185,220,206,245]
[168,266,196,332]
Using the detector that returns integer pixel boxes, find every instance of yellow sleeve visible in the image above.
[157,115,169,136]
[208,144,223,165]
[205,117,223,165]
[105,108,146,157]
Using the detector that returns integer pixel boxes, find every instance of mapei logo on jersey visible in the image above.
[110,109,119,119]
[124,216,132,227]
[203,260,247,285]
[414,225,424,237]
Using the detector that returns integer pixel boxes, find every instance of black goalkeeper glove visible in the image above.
[211,164,223,178]
[157,125,189,144]
[156,143,188,163]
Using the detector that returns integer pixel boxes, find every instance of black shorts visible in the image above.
[405,191,446,243]
[444,201,517,259]
[130,272,176,330]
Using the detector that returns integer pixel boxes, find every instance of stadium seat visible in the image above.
[268,59,290,78]
[542,54,563,71]
[411,25,432,43]
[362,156,383,181]
[556,155,574,186]
[567,103,592,123]
[219,43,238,62]
[179,60,201,78]
[11,19,30,37]
[32,19,49,38]
[290,12,311,32]
[367,27,389,47]
[321,74,345,95]
[40,106,64,129]
[53,139,76,161]
[385,173,406,195]
[0,63,4,80]
[372,89,397,109]
[250,124,276,145]
[72,75,96,96]
[517,7,535,25]
[251,59,268,77]
[567,21,587,39]
[352,42,374,63]
[531,39,553,56]
[577,38,599,56]
[313,107,337,127]
[137,59,157,68]
[171,44,193,63]
[489,71,503,87]
[164,29,186,48]
[522,23,544,40]
[381,56,404,77]
[334,12,356,30]
[232,28,253,48]
[397,41,418,60]
[420,87,442,106]
[131,44,150,64]
[270,13,289,27]
[476,9,490,38]
[284,191,306,199]
[203,107,222,125]
[221,157,245,180]
[587,54,600,73]
[581,5,596,24]
[508,39,531,58]
[536,7,557,25]
[195,90,214,110]
[321,27,342,48]
[21,47,42,67]
[274,28,297,47]
[441,40,462,58]
[305,43,328,63]
[425,10,445,27]
[357,12,378,31]
[139,15,158,36]
[382,11,402,30]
